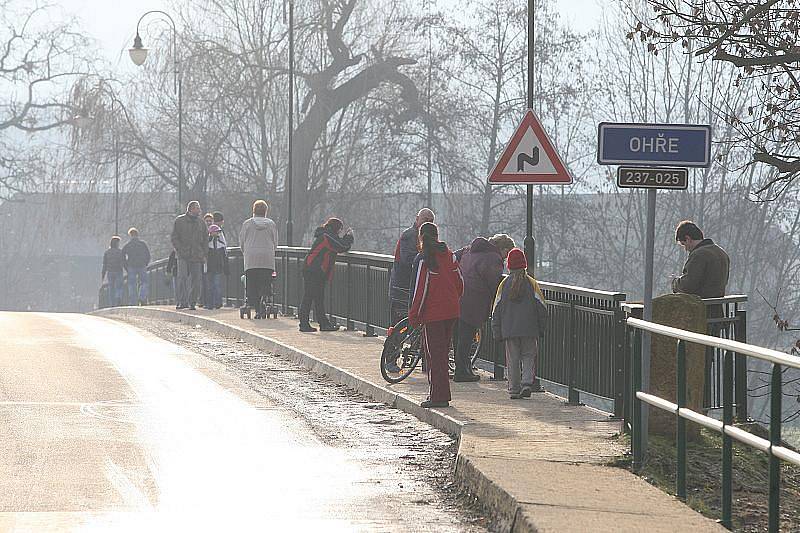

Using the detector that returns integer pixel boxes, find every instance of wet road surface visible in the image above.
[0,312,488,532]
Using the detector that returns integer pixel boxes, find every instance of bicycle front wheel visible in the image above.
[380,319,422,384]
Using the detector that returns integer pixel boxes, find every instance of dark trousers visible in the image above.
[454,318,478,377]
[245,268,273,313]
[390,297,409,327]
[422,319,455,403]
[299,270,329,326]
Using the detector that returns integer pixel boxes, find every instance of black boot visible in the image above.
[299,322,317,332]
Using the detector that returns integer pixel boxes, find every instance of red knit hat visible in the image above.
[507,248,527,270]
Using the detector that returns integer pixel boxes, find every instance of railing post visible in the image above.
[676,339,687,501]
[735,309,748,421]
[363,263,377,337]
[346,261,354,331]
[567,299,580,405]
[769,363,782,533]
[613,306,626,420]
[632,327,643,470]
[722,349,733,529]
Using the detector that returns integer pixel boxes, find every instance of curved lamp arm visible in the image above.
[130,10,179,93]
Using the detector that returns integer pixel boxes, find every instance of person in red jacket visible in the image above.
[408,222,464,408]
[299,217,354,332]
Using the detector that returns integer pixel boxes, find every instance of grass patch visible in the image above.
[626,429,800,531]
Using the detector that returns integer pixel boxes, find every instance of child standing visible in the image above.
[206,224,228,309]
[491,248,548,399]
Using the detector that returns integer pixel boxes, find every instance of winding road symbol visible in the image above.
[517,147,540,172]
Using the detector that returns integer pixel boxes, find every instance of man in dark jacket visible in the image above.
[388,208,435,326]
[299,218,354,332]
[102,236,125,307]
[671,221,730,299]
[452,234,515,381]
[171,201,208,310]
[122,227,151,305]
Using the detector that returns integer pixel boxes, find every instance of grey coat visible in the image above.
[673,239,730,299]
[491,274,548,340]
[239,216,278,271]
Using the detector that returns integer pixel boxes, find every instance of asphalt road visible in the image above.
[0,312,486,532]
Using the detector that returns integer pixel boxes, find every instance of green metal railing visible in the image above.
[628,317,800,531]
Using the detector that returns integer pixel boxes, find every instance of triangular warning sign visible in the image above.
[488,109,573,184]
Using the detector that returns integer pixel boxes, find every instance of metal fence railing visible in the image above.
[99,246,634,418]
[628,317,799,531]
[624,296,748,419]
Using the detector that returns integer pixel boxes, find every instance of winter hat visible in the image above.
[506,248,527,271]
[208,224,221,234]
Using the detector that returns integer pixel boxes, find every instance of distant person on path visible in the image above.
[408,222,463,408]
[388,208,435,326]
[491,248,548,399]
[122,227,151,305]
[299,217,353,332]
[171,201,208,310]
[671,221,730,299]
[201,212,214,307]
[101,236,125,307]
[452,233,515,382]
[239,200,278,318]
[206,224,228,309]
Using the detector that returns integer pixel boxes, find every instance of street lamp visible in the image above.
[129,10,183,211]
[286,0,295,246]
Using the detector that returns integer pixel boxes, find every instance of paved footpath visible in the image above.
[96,306,724,533]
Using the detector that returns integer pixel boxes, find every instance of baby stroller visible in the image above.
[240,270,279,319]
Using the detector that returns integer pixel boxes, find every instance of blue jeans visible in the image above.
[107,271,124,307]
[209,273,223,308]
[127,267,149,304]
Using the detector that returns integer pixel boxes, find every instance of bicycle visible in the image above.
[380,317,482,384]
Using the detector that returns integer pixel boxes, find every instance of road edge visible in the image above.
[93,307,526,532]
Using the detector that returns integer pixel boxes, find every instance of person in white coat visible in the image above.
[239,200,278,318]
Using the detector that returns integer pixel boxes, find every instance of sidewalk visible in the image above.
[96,306,724,532]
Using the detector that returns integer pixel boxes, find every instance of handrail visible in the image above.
[628,317,800,370]
[627,316,794,530]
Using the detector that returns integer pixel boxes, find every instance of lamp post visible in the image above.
[286,0,295,246]
[129,10,183,212]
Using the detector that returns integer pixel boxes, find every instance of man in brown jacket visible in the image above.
[671,220,730,299]
[171,201,208,310]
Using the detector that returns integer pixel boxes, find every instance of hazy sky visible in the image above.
[61,0,603,67]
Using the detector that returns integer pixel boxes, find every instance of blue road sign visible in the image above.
[597,123,711,167]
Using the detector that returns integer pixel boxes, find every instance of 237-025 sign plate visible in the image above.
[616,167,688,190]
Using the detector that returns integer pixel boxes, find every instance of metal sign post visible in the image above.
[597,121,711,460]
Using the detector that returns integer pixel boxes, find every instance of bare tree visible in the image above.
[631,0,800,197]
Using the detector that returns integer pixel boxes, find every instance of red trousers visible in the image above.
[421,319,455,403]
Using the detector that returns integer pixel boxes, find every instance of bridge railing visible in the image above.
[627,317,799,530]
[99,246,631,417]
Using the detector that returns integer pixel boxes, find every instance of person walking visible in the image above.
[408,222,463,408]
[299,218,353,332]
[206,224,228,309]
[171,201,208,310]
[491,248,548,399]
[239,200,278,318]
[388,208,435,327]
[101,236,125,307]
[122,227,151,305]
[671,220,730,299]
[452,233,515,382]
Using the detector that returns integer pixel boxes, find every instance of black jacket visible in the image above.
[102,248,125,279]
[388,223,418,301]
[122,238,151,269]
[206,235,229,275]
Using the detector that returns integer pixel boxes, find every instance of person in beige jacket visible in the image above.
[239,200,278,318]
